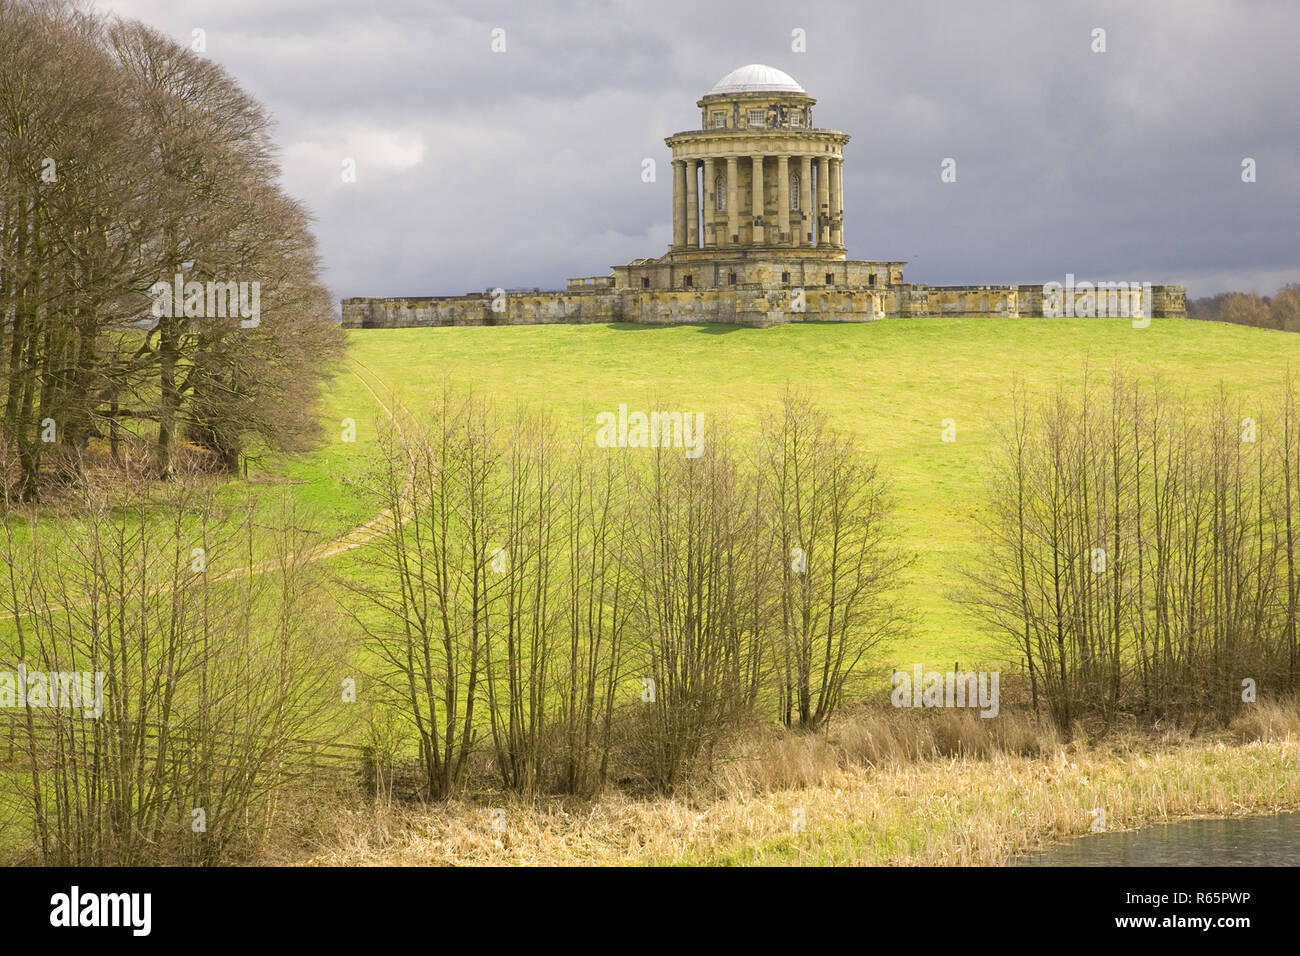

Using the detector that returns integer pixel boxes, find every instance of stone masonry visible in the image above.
[342,64,1185,329]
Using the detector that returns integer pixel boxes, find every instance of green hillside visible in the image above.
[307,315,1300,667]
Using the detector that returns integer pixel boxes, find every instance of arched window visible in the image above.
[715,175,726,211]
[790,174,800,210]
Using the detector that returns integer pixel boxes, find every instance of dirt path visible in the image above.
[203,357,420,578]
[297,358,418,564]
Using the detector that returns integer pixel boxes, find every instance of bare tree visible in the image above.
[625,422,764,788]
[762,390,909,728]
[0,478,347,864]
[971,371,1300,732]
[0,0,343,497]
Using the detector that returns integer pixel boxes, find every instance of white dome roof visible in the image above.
[707,64,805,95]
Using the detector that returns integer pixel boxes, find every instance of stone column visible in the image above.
[672,160,686,250]
[817,156,830,246]
[726,156,739,246]
[685,159,698,249]
[777,154,790,246]
[800,156,813,245]
[830,158,844,247]
[751,155,764,245]
[702,157,716,248]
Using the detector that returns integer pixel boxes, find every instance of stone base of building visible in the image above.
[342,256,1188,329]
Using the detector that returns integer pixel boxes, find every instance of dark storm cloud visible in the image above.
[98,0,1300,304]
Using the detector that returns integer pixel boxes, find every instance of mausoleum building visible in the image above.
[343,65,1184,329]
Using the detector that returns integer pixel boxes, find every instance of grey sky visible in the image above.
[97,0,1300,304]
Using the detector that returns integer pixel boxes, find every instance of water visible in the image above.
[1017,813,1299,866]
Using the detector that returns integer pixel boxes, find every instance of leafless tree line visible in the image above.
[0,0,343,499]
[1189,284,1300,332]
[970,372,1300,731]
[349,389,910,796]
[0,478,348,864]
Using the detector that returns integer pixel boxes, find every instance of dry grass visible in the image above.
[1229,696,1300,743]
[291,704,1300,866]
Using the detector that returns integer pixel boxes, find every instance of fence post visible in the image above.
[360,745,376,798]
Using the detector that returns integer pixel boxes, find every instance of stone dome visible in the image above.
[707,64,805,95]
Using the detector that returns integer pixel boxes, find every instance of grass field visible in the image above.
[304,316,1300,667]
[8,315,1300,865]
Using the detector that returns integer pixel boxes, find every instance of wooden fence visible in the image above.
[0,711,372,791]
